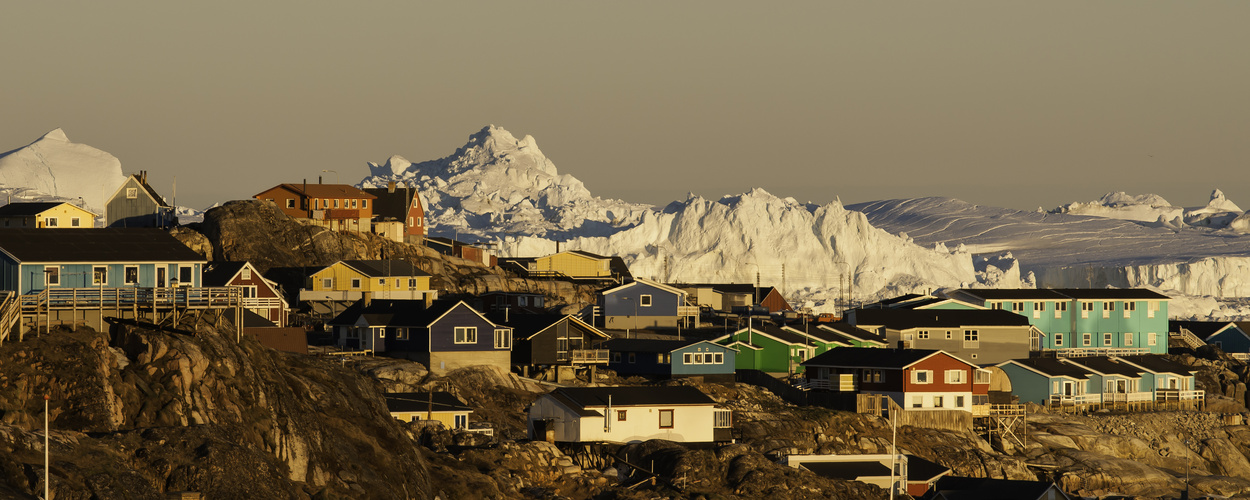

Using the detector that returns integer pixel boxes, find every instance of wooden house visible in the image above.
[424,237,494,266]
[300,260,434,302]
[675,283,793,313]
[848,308,1036,364]
[106,171,175,228]
[527,386,732,444]
[925,477,1073,500]
[786,454,950,498]
[202,261,288,326]
[499,250,631,283]
[856,294,986,312]
[995,358,1097,408]
[492,313,610,367]
[0,202,98,229]
[998,354,1203,412]
[1115,355,1203,404]
[254,182,376,232]
[1171,320,1250,356]
[475,291,547,314]
[363,181,425,243]
[813,322,889,348]
[801,347,991,412]
[602,339,737,382]
[599,278,699,330]
[0,228,205,294]
[385,392,474,429]
[714,322,821,374]
[327,299,511,373]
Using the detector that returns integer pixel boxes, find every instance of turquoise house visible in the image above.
[996,358,1097,406]
[950,289,1170,355]
[714,322,817,374]
[603,339,736,381]
[0,228,205,294]
[1115,355,1200,396]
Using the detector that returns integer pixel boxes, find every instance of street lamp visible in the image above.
[321,169,340,184]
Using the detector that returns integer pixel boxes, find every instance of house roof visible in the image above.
[266,183,376,200]
[547,386,716,409]
[0,228,204,263]
[850,308,1030,329]
[337,260,431,277]
[816,323,888,344]
[362,186,419,221]
[799,461,890,480]
[930,476,1070,500]
[1115,355,1197,376]
[957,288,1169,301]
[385,392,474,413]
[0,202,98,217]
[491,313,610,341]
[601,278,687,297]
[602,339,722,354]
[201,261,249,287]
[801,347,950,369]
[1066,356,1143,377]
[719,323,812,346]
[1169,320,1238,339]
[327,299,485,328]
[907,455,951,483]
[996,358,1091,379]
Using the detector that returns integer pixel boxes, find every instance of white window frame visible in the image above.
[1104,332,1113,346]
[1012,302,1025,312]
[126,187,138,199]
[713,352,723,364]
[1082,333,1091,346]
[124,265,139,285]
[945,369,966,384]
[286,199,296,209]
[494,329,510,349]
[658,409,674,428]
[1124,332,1133,346]
[44,266,60,286]
[917,330,929,339]
[45,217,58,227]
[911,369,932,384]
[454,326,478,344]
[350,278,361,289]
[322,278,333,289]
[1054,332,1064,347]
[92,266,108,286]
[242,268,251,280]
[640,294,652,307]
[1148,332,1157,346]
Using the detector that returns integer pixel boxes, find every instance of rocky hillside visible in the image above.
[178,200,603,308]
[0,313,432,499]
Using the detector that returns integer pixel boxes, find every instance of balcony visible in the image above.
[1047,347,1152,358]
[1048,393,1101,406]
[1156,389,1205,402]
[299,289,434,302]
[678,305,700,317]
[569,349,610,364]
[1102,391,1153,403]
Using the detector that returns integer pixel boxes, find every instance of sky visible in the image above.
[2,1,1248,212]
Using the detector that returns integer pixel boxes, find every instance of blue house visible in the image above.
[1063,356,1149,406]
[600,278,698,330]
[998,354,1203,411]
[996,357,1097,408]
[328,298,512,373]
[603,339,736,382]
[1171,320,1250,355]
[0,228,205,294]
[1115,355,1202,402]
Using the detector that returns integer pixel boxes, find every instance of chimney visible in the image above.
[388,181,396,194]
[140,170,147,183]
[318,176,322,184]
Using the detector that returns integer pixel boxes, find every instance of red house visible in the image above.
[254,182,376,232]
[364,181,425,242]
[203,261,289,327]
[801,347,990,412]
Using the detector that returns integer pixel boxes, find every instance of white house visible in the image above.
[527,386,731,444]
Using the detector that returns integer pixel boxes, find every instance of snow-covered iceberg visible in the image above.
[0,129,127,213]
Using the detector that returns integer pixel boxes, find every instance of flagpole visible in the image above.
[44,394,50,500]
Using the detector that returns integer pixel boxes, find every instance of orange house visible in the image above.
[255,182,376,232]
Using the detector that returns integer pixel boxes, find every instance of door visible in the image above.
[1063,381,1073,397]
[157,267,167,287]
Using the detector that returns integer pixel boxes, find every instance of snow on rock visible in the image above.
[0,129,128,212]
[358,125,650,240]
[1051,192,1185,223]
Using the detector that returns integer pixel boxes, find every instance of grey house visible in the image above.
[849,308,1036,364]
[106,171,175,228]
[599,278,698,330]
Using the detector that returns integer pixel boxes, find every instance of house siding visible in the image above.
[106,177,171,228]
[603,282,682,329]
[978,296,1169,354]
[890,325,1031,364]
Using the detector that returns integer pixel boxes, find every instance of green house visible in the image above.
[714,323,819,374]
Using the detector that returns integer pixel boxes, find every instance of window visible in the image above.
[1124,302,1136,311]
[1081,302,1093,318]
[333,199,340,208]
[408,278,417,288]
[93,266,107,285]
[494,329,510,349]
[286,199,295,208]
[395,328,408,340]
[454,327,477,344]
[659,409,674,428]
[242,268,251,280]
[1148,332,1157,346]
[1124,333,1134,346]
[1011,302,1024,312]
[362,199,368,209]
[395,279,401,287]
[323,278,333,289]
[945,331,953,339]
[518,297,528,307]
[862,370,872,382]
[179,266,192,285]
[684,353,692,364]
[1148,301,1158,318]
[657,353,666,364]
[350,278,361,289]
[124,266,139,285]
[351,199,358,209]
[873,370,882,383]
[964,330,979,342]
[126,188,138,199]
[918,330,929,339]
[956,396,966,408]
[713,352,723,364]
[1054,333,1064,346]
[454,414,467,429]
[613,352,621,363]
[945,369,966,384]
[1082,333,1091,346]
[44,266,59,286]
[912,396,923,408]
[991,302,1003,310]
[1055,301,1067,319]
[45,217,57,227]
[1035,302,1045,311]
[933,395,944,408]
[378,278,386,286]
[376,328,386,339]
[640,295,652,307]
[974,369,991,384]
[911,370,932,384]
[1103,301,1114,311]
[617,410,627,421]
[1104,332,1113,346]
[628,353,636,363]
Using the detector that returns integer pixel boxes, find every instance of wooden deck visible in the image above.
[3,286,245,344]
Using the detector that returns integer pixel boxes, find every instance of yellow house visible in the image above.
[385,392,473,429]
[300,259,435,302]
[0,202,98,228]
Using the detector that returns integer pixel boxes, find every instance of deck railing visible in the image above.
[21,286,242,310]
[1049,393,1101,406]
[1156,389,1205,402]
[1103,391,1153,403]
[1047,347,1152,358]
[570,349,610,364]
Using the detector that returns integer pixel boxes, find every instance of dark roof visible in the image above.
[385,392,473,413]
[817,323,888,344]
[864,294,926,307]
[327,299,473,328]
[340,260,431,277]
[851,309,1030,329]
[799,461,890,480]
[733,323,811,346]
[999,358,1091,379]
[1067,356,1143,377]
[1169,320,1235,337]
[489,313,608,340]
[201,261,248,287]
[930,476,1069,500]
[548,386,716,408]
[1116,355,1197,375]
[802,347,947,369]
[130,174,171,207]
[0,228,204,262]
[0,202,77,216]
[957,288,1169,301]
[362,186,418,221]
[228,308,278,328]
[602,338,705,353]
[906,455,951,482]
[264,183,375,199]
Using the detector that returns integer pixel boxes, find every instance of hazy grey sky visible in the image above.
[2,2,1247,211]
